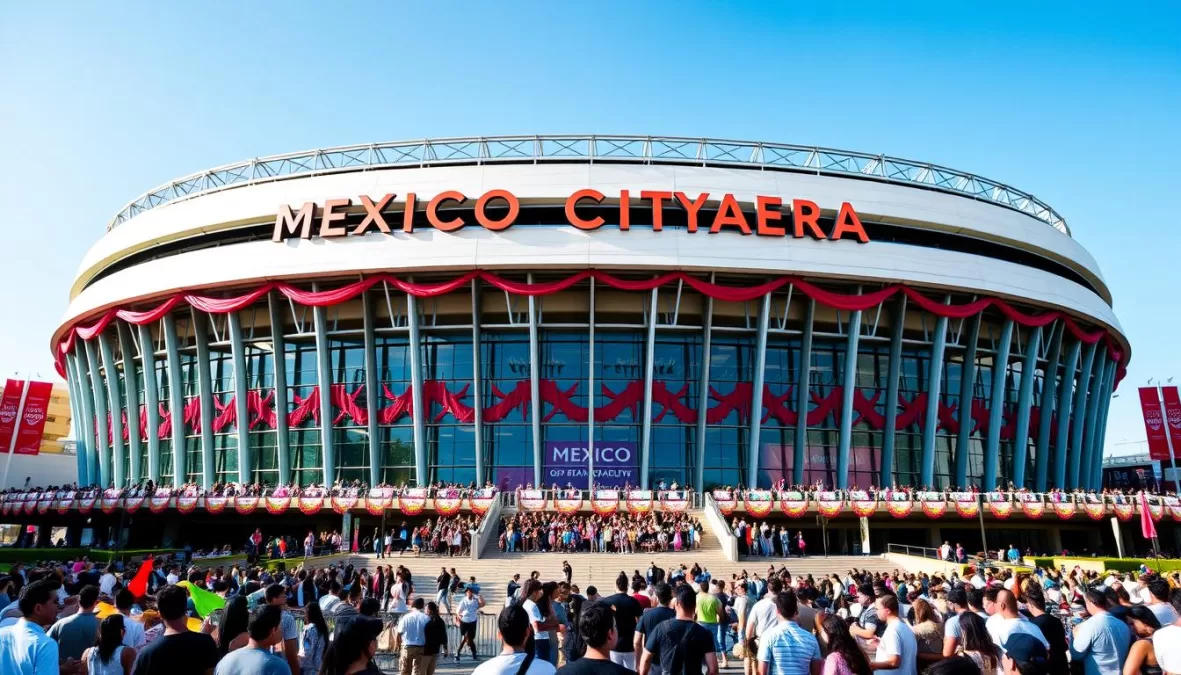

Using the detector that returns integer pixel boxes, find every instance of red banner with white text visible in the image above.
[0,380,24,453]
[1140,388,1172,461]
[13,382,53,455]
[1161,387,1181,455]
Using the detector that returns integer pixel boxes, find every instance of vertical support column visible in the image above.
[1010,326,1042,489]
[1091,360,1117,489]
[587,279,596,492]
[640,287,659,488]
[921,315,949,486]
[362,291,382,487]
[1053,340,1082,489]
[267,294,291,485]
[748,293,772,487]
[1034,323,1064,491]
[138,325,161,482]
[954,315,981,487]
[313,305,337,486]
[836,310,862,489]
[983,320,1013,489]
[880,298,905,487]
[116,324,142,483]
[191,311,216,490]
[98,333,126,488]
[65,353,90,487]
[84,340,110,487]
[228,313,252,484]
[1078,350,1108,490]
[792,299,815,484]
[694,292,713,492]
[469,282,485,486]
[1068,342,1099,488]
[526,280,542,487]
[163,314,186,486]
[74,348,100,485]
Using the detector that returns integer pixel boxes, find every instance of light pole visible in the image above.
[0,377,32,491]
[1147,378,1181,494]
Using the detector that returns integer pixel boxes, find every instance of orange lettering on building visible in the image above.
[674,192,710,233]
[710,194,751,234]
[755,196,785,237]
[354,194,395,235]
[318,198,351,237]
[832,202,869,243]
[475,190,520,231]
[641,191,673,231]
[427,191,466,231]
[792,199,826,239]
[566,189,605,230]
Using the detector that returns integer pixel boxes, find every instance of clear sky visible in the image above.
[1,1,1178,458]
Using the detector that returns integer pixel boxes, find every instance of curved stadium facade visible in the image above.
[53,135,1128,495]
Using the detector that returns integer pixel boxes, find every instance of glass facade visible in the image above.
[73,280,1114,493]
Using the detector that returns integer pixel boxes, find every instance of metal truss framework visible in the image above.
[107,135,1069,234]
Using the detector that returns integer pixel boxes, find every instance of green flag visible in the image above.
[178,580,225,618]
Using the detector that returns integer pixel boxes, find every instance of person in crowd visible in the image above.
[557,600,633,675]
[869,594,917,675]
[1000,633,1050,675]
[213,595,250,657]
[635,582,676,675]
[602,571,645,670]
[395,597,430,675]
[0,578,69,675]
[318,581,344,614]
[1070,588,1131,675]
[319,616,384,675]
[756,589,823,675]
[1146,578,1179,626]
[456,585,486,662]
[48,584,100,662]
[640,584,718,675]
[940,587,969,659]
[984,589,1048,650]
[818,614,871,675]
[909,598,942,658]
[696,579,727,670]
[1124,605,1163,675]
[264,583,301,675]
[423,601,449,674]
[1022,584,1067,674]
[114,589,146,650]
[471,604,557,675]
[82,614,136,675]
[213,605,291,675]
[436,567,452,615]
[508,574,522,603]
[298,601,328,675]
[131,585,219,675]
[956,612,1000,673]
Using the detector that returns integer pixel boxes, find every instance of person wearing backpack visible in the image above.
[639,585,718,675]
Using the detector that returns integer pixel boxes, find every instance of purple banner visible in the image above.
[544,441,638,489]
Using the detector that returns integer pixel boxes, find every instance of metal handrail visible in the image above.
[104,134,1070,235]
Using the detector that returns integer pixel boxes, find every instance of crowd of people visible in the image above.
[475,559,1181,675]
[369,516,479,558]
[0,549,496,675]
[498,511,705,553]
[0,477,501,501]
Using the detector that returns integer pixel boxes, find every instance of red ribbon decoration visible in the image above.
[54,271,1127,386]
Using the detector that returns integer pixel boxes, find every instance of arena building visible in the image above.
[53,135,1128,494]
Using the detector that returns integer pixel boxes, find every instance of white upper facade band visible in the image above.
[58,156,1124,352]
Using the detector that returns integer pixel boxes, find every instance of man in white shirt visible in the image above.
[396,598,431,675]
[165,565,180,586]
[115,590,146,649]
[317,581,343,613]
[870,594,917,675]
[455,587,485,662]
[0,579,63,675]
[984,590,1048,650]
[1145,579,1179,625]
[939,541,952,561]
[970,570,986,589]
[99,565,118,596]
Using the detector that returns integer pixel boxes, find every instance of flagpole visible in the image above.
[0,378,31,490]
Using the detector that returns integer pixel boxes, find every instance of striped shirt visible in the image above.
[757,619,822,675]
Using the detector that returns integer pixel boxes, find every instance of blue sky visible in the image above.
[1,1,1178,457]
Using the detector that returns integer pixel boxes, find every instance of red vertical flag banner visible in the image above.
[13,382,53,455]
[1161,387,1181,453]
[0,380,25,452]
[1139,387,1172,461]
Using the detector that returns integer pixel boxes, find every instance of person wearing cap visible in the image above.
[1069,588,1130,675]
[214,605,291,675]
[395,597,430,675]
[1000,632,1048,675]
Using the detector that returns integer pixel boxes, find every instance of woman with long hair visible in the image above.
[956,611,1000,673]
[300,600,330,675]
[318,615,382,675]
[565,594,586,663]
[1125,604,1163,675]
[82,614,136,675]
[910,598,943,655]
[215,595,250,657]
[819,614,871,675]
